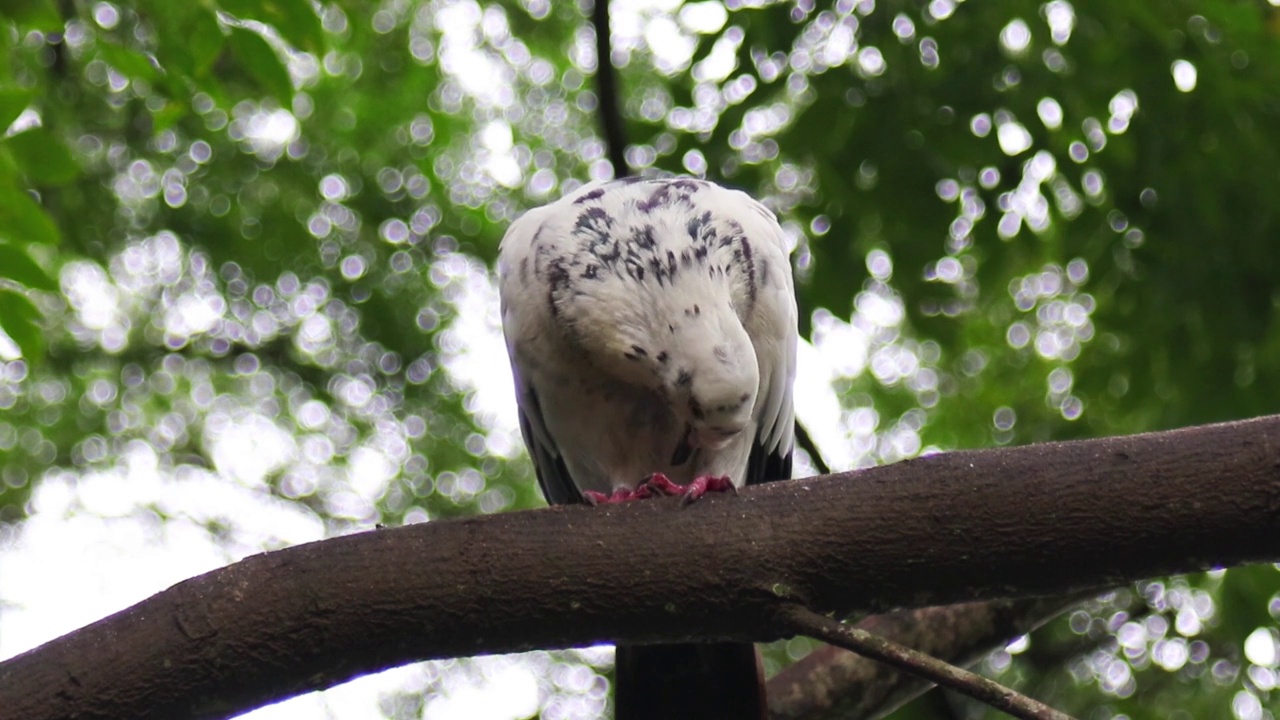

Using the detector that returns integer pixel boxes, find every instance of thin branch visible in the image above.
[767,594,1089,720]
[591,0,630,177]
[794,421,831,476]
[779,605,1075,720]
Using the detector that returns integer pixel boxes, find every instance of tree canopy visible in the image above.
[1,1,1278,718]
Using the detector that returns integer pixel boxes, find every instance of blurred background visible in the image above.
[1,0,1279,718]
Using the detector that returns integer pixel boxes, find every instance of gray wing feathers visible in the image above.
[516,382,582,505]
[728,189,798,470]
[500,208,583,504]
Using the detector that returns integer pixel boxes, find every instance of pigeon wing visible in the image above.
[720,187,798,487]
[499,204,585,505]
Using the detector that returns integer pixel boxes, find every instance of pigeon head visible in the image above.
[594,290,761,466]
[546,207,763,458]
[572,279,760,447]
[661,298,759,452]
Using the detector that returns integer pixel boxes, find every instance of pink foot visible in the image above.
[680,474,736,506]
[583,473,683,504]
[638,473,685,497]
[583,487,645,505]
[583,473,736,506]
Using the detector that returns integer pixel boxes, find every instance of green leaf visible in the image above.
[139,3,225,81]
[227,26,293,103]
[0,287,43,362]
[184,11,227,78]
[0,0,61,32]
[95,42,161,82]
[150,101,189,133]
[0,243,57,291]
[0,175,61,245]
[219,0,325,54]
[0,88,34,133]
[4,128,80,186]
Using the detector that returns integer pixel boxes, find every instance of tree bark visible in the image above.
[2,415,1278,720]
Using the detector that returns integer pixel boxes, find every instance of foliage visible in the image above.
[0,0,1277,718]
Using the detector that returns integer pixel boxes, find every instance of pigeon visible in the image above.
[498,176,797,719]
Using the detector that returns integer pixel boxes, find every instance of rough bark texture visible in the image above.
[2,415,1279,720]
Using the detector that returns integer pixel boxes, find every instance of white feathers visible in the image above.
[498,177,798,502]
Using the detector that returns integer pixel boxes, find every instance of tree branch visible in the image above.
[591,0,630,177]
[768,595,1087,719]
[2,415,1279,720]
[794,420,832,475]
[778,606,1074,720]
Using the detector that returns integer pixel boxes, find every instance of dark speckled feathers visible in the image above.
[527,179,767,335]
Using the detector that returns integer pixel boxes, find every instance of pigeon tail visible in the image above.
[614,641,766,720]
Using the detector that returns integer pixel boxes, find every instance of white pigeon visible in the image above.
[497,176,798,719]
[498,176,797,505]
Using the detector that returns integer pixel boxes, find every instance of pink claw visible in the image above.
[680,474,737,505]
[583,474,680,504]
[584,473,737,506]
[637,473,684,497]
[583,487,646,505]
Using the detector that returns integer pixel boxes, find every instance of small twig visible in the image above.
[779,605,1076,720]
[793,421,831,476]
[590,0,630,178]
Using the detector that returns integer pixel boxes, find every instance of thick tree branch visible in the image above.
[591,0,630,177]
[3,415,1279,720]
